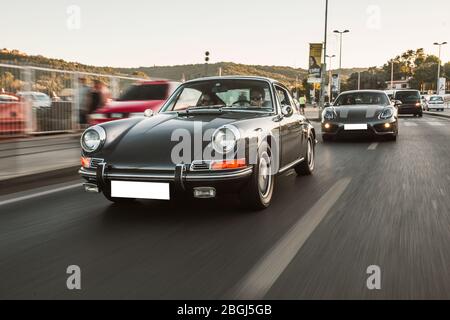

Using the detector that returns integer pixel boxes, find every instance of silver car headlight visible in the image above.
[212,125,240,154]
[378,108,393,120]
[81,126,106,153]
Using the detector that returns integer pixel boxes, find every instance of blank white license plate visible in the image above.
[344,124,368,130]
[111,181,170,200]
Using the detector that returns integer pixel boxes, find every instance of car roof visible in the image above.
[183,75,279,85]
[339,90,388,94]
[137,80,179,85]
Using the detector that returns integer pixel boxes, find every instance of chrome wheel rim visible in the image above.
[307,139,315,171]
[258,151,272,198]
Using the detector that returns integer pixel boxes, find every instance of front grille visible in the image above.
[90,158,105,169]
[190,160,211,171]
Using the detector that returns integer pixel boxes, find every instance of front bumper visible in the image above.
[79,164,253,195]
[321,119,398,137]
[397,105,422,115]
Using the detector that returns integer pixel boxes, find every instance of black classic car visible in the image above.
[79,76,316,209]
[321,90,398,141]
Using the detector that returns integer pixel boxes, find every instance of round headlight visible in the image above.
[212,125,240,154]
[81,126,106,153]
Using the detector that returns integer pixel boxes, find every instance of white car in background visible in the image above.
[426,95,449,111]
[16,91,52,108]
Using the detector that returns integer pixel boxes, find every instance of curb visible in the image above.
[424,111,450,120]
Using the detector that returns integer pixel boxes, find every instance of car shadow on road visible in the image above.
[98,192,264,227]
[323,136,393,144]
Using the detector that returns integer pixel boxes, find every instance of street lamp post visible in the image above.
[333,29,350,93]
[326,54,335,102]
[433,42,447,94]
[319,0,329,118]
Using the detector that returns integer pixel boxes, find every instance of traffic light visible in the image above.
[205,51,210,63]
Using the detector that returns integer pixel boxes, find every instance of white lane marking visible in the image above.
[403,122,418,127]
[0,183,82,207]
[427,122,444,126]
[231,178,352,300]
[368,143,378,150]
[432,200,438,211]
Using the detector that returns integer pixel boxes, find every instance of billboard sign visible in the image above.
[307,43,323,84]
[438,77,446,96]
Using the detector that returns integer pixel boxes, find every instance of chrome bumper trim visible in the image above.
[79,166,253,182]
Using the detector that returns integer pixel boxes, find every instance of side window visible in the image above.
[167,88,202,111]
[275,86,292,107]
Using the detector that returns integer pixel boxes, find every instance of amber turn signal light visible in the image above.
[81,157,91,168]
[211,159,246,170]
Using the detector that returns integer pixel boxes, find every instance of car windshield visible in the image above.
[430,96,444,102]
[334,92,389,106]
[0,95,19,102]
[35,95,48,100]
[117,84,167,101]
[162,79,274,112]
[395,91,420,103]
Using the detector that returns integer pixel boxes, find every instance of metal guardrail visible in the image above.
[0,63,148,137]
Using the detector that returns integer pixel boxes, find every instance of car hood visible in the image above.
[100,112,263,170]
[331,105,387,122]
[97,100,165,113]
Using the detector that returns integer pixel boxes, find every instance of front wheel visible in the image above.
[295,137,315,176]
[239,142,274,210]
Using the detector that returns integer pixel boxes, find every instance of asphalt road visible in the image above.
[1,114,450,299]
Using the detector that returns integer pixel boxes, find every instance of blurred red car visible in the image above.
[0,93,27,134]
[88,80,181,125]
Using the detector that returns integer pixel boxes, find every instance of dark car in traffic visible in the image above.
[321,90,398,141]
[79,76,317,209]
[392,89,423,117]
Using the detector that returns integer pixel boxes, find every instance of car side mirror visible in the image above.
[393,100,402,106]
[144,109,154,117]
[281,105,294,117]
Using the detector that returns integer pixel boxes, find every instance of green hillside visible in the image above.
[0,49,367,89]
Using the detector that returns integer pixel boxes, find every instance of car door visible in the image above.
[274,85,303,167]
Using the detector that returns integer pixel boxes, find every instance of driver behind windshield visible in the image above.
[198,93,213,106]
[250,88,265,108]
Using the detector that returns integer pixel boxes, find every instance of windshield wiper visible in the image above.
[177,105,226,115]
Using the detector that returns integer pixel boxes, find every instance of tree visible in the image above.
[444,62,450,79]
[0,72,23,92]
[344,67,387,91]
[409,62,438,90]
[382,49,426,81]
[131,71,149,79]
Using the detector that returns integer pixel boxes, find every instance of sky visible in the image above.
[1,0,449,69]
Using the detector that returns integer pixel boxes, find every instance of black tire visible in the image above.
[418,113,423,117]
[295,137,315,176]
[239,142,274,210]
